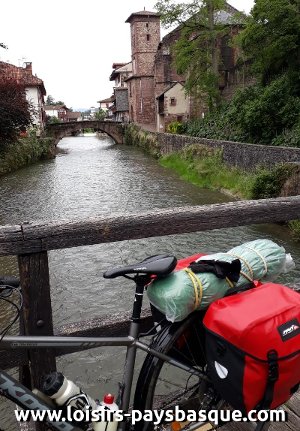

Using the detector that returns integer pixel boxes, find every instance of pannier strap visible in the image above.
[189,259,241,284]
[184,268,203,309]
[226,252,254,282]
[257,350,279,411]
[242,245,268,277]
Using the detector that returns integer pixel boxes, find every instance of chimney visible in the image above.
[24,62,32,73]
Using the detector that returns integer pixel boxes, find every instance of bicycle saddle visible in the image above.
[103,254,177,279]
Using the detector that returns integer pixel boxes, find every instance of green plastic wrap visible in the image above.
[147,239,294,322]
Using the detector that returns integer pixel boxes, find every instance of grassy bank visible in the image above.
[160,145,300,240]
[0,135,55,176]
[123,124,300,239]
[160,145,255,199]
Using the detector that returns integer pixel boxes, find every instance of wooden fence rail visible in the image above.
[0,196,299,431]
[0,196,300,255]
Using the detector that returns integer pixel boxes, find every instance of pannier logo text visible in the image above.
[283,324,299,337]
[278,318,300,342]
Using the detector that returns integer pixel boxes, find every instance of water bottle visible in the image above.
[32,388,56,407]
[92,394,119,431]
[42,371,98,411]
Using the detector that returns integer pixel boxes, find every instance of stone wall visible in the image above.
[154,133,300,171]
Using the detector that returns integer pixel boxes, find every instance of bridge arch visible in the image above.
[46,120,125,145]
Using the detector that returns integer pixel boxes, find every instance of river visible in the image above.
[0,134,299,430]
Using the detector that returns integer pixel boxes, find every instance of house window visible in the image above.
[147,34,150,41]
[170,97,176,106]
[146,23,149,29]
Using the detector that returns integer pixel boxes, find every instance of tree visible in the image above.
[45,95,66,106]
[94,109,107,120]
[0,75,34,144]
[155,0,235,110]
[46,95,55,105]
[46,115,61,124]
[237,0,300,85]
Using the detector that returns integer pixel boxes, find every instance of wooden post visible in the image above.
[18,252,56,389]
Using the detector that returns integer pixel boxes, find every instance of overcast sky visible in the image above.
[1,0,254,110]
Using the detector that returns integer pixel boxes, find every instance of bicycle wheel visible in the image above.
[134,311,222,431]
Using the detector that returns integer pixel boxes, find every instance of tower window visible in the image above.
[146,23,149,29]
[147,34,150,41]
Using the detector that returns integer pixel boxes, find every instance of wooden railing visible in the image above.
[0,196,300,430]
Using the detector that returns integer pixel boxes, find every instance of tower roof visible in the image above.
[125,10,160,23]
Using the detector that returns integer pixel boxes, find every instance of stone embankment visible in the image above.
[0,136,56,177]
[125,124,300,196]
[156,133,300,171]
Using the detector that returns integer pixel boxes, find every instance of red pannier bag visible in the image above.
[203,283,300,414]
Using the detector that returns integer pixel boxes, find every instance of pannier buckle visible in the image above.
[267,350,279,382]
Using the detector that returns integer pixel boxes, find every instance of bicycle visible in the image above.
[0,254,285,431]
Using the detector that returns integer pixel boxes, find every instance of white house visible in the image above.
[0,61,46,130]
[156,82,189,132]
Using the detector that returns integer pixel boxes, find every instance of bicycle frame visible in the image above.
[0,276,206,431]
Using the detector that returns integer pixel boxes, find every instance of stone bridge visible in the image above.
[45,120,126,144]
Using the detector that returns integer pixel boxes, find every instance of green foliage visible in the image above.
[0,136,55,176]
[45,95,65,106]
[94,109,107,120]
[46,115,61,124]
[237,0,300,84]
[185,72,300,146]
[46,95,55,105]
[226,73,300,144]
[160,144,255,197]
[272,119,300,147]
[124,124,161,158]
[155,0,229,110]
[0,74,34,145]
[166,121,186,134]
[160,145,299,204]
[250,164,297,199]
[288,220,300,241]
[160,147,300,239]
[186,105,245,141]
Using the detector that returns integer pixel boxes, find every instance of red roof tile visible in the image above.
[0,61,46,95]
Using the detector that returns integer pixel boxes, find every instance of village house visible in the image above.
[44,104,69,122]
[97,96,115,118]
[125,10,161,127]
[156,82,189,132]
[110,62,132,122]
[0,61,46,131]
[65,111,82,122]
[120,3,247,131]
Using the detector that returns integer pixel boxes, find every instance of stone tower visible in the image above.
[125,11,160,126]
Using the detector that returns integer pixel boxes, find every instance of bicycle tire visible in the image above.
[134,311,220,431]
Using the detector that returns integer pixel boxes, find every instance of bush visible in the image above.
[166,121,186,134]
[250,164,297,199]
[0,74,34,144]
[226,73,300,145]
[0,136,55,176]
[272,119,300,147]
[185,72,300,147]
[124,124,161,158]
[288,220,300,241]
[186,106,246,142]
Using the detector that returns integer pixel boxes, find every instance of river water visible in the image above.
[0,134,299,429]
